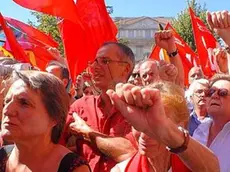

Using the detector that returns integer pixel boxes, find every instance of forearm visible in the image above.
[169,54,184,87]
[87,131,136,162]
[151,119,220,172]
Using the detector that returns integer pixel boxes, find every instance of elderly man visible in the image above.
[62,42,136,172]
[140,30,184,87]
[128,61,143,86]
[188,66,205,85]
[192,11,230,172]
[188,79,210,135]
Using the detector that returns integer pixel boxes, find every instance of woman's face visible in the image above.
[1,79,55,142]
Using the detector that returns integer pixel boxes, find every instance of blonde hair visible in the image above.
[149,82,189,124]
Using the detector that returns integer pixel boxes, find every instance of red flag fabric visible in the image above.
[189,7,217,77]
[0,13,29,63]
[13,0,81,24]
[165,23,197,85]
[5,17,58,48]
[60,0,117,81]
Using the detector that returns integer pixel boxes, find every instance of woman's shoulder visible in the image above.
[0,145,14,172]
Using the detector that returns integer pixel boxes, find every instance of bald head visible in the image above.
[188,67,204,85]
[139,60,160,85]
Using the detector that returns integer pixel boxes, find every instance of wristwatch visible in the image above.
[167,49,178,58]
[166,126,190,154]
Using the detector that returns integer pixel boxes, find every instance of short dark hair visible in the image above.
[9,71,70,144]
[209,74,230,87]
[47,61,69,80]
[102,42,135,65]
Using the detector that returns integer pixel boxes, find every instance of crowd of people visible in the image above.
[0,10,230,172]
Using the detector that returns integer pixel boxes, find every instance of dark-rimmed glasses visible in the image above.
[88,57,129,66]
[206,88,229,97]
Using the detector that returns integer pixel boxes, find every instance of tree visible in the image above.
[172,0,207,51]
[29,12,64,55]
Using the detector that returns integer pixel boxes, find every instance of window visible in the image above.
[145,30,152,39]
[128,30,134,38]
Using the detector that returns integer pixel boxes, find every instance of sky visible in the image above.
[0,0,229,23]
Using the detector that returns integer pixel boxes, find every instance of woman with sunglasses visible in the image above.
[193,74,230,172]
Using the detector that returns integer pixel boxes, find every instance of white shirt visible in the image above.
[193,120,230,172]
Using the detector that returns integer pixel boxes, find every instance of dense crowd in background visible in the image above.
[0,9,230,172]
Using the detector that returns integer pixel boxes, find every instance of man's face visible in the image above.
[46,65,62,80]
[129,63,142,86]
[191,83,209,109]
[75,75,84,91]
[139,61,160,85]
[189,67,204,85]
[89,44,130,91]
[207,80,230,120]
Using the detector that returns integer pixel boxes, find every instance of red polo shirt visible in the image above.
[61,95,135,172]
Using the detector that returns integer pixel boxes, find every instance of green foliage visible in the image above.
[172,0,208,51]
[29,12,64,55]
[118,38,130,46]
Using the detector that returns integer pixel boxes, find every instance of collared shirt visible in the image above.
[60,95,134,172]
[188,110,210,136]
[193,120,230,172]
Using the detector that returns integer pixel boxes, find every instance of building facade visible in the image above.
[115,17,171,61]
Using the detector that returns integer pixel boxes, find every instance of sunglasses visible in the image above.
[132,73,140,78]
[206,88,229,97]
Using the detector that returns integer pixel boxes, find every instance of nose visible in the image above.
[3,99,18,117]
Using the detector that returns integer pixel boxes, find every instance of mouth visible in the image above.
[3,121,18,127]
[210,102,220,107]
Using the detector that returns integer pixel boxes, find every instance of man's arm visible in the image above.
[159,119,220,172]
[107,83,220,172]
[155,30,184,87]
[69,113,136,162]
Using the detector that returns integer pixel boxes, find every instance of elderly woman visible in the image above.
[111,82,190,172]
[107,82,219,172]
[0,71,90,172]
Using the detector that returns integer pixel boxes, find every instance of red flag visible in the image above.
[5,17,58,48]
[189,7,217,77]
[0,13,29,63]
[60,0,117,81]
[13,0,81,24]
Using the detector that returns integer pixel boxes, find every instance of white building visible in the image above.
[115,17,172,61]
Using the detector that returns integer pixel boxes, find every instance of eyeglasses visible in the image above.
[206,88,229,97]
[131,73,140,79]
[88,57,129,66]
[193,89,208,97]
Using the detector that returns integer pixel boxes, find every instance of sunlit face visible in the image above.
[129,63,142,86]
[1,80,55,142]
[207,80,230,119]
[191,83,209,108]
[75,75,84,91]
[140,61,160,85]
[89,44,130,91]
[188,67,204,85]
[46,65,62,80]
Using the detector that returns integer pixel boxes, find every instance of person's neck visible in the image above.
[211,116,230,134]
[12,136,56,167]
[194,106,207,120]
[100,91,113,110]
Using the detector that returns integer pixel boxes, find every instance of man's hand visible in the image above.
[69,113,93,141]
[213,48,228,73]
[207,11,230,46]
[107,83,168,141]
[155,30,177,53]
[159,60,178,83]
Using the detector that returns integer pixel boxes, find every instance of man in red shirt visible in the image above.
[62,42,136,172]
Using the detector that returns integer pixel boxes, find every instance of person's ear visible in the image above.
[62,78,69,88]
